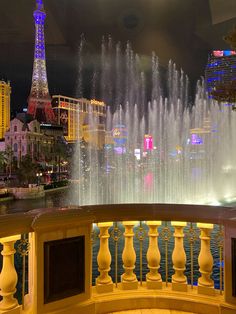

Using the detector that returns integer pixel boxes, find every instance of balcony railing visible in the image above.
[91,221,224,292]
[0,204,236,314]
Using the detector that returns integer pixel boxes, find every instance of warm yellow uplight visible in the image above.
[122,221,138,226]
[197,223,214,229]
[97,222,113,228]
[146,221,162,226]
[171,221,187,227]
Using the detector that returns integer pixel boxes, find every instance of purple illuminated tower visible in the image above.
[28,0,55,123]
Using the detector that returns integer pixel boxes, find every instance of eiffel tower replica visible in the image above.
[27,0,55,123]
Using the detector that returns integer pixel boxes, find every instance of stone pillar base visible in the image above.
[0,305,22,314]
[121,279,138,290]
[96,280,113,293]
[146,280,162,290]
[198,285,215,296]
[172,282,188,292]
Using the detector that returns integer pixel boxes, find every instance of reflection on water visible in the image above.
[0,189,70,215]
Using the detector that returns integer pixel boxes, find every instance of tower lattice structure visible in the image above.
[28,0,55,123]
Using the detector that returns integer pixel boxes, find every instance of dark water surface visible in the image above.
[1,188,235,215]
[0,189,70,215]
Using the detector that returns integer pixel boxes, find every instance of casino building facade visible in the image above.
[205,50,236,102]
[0,80,11,140]
[51,95,106,148]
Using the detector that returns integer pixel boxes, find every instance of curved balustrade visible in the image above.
[92,221,221,294]
[0,204,235,314]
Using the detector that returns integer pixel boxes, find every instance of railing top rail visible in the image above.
[0,203,235,238]
[0,211,35,238]
[73,203,236,225]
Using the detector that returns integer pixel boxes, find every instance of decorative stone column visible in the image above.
[96,222,113,293]
[197,223,215,296]
[146,221,162,289]
[171,221,187,292]
[121,221,138,290]
[0,235,21,313]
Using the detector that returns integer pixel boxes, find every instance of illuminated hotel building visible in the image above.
[0,80,11,140]
[51,95,106,147]
[205,50,236,101]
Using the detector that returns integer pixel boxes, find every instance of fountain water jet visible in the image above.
[70,37,236,206]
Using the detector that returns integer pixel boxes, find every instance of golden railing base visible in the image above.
[0,305,21,314]
[89,284,227,314]
[96,282,114,293]
[121,280,138,290]
[146,280,162,290]
[172,282,188,292]
[198,285,215,296]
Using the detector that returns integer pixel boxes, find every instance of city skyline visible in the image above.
[0,0,236,114]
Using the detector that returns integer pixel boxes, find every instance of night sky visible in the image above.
[0,0,235,115]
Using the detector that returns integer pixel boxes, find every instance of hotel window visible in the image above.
[14,125,17,132]
[13,143,17,152]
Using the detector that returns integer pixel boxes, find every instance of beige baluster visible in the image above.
[197,223,215,296]
[96,222,113,293]
[121,221,138,290]
[146,221,162,289]
[0,235,21,313]
[171,221,187,292]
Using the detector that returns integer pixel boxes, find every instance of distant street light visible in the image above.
[36,172,43,185]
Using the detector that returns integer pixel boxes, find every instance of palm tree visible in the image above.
[0,151,6,173]
[53,137,68,181]
[4,146,13,177]
[16,155,38,186]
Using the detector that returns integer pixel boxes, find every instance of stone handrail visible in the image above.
[0,203,235,239]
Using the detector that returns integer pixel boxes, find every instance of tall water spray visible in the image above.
[70,37,236,206]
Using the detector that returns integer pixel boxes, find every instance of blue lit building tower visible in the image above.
[28,0,55,123]
[205,50,236,103]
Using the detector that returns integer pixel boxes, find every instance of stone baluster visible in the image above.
[146,221,162,289]
[0,235,21,313]
[171,221,187,291]
[96,222,113,293]
[197,223,215,295]
[121,221,138,290]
